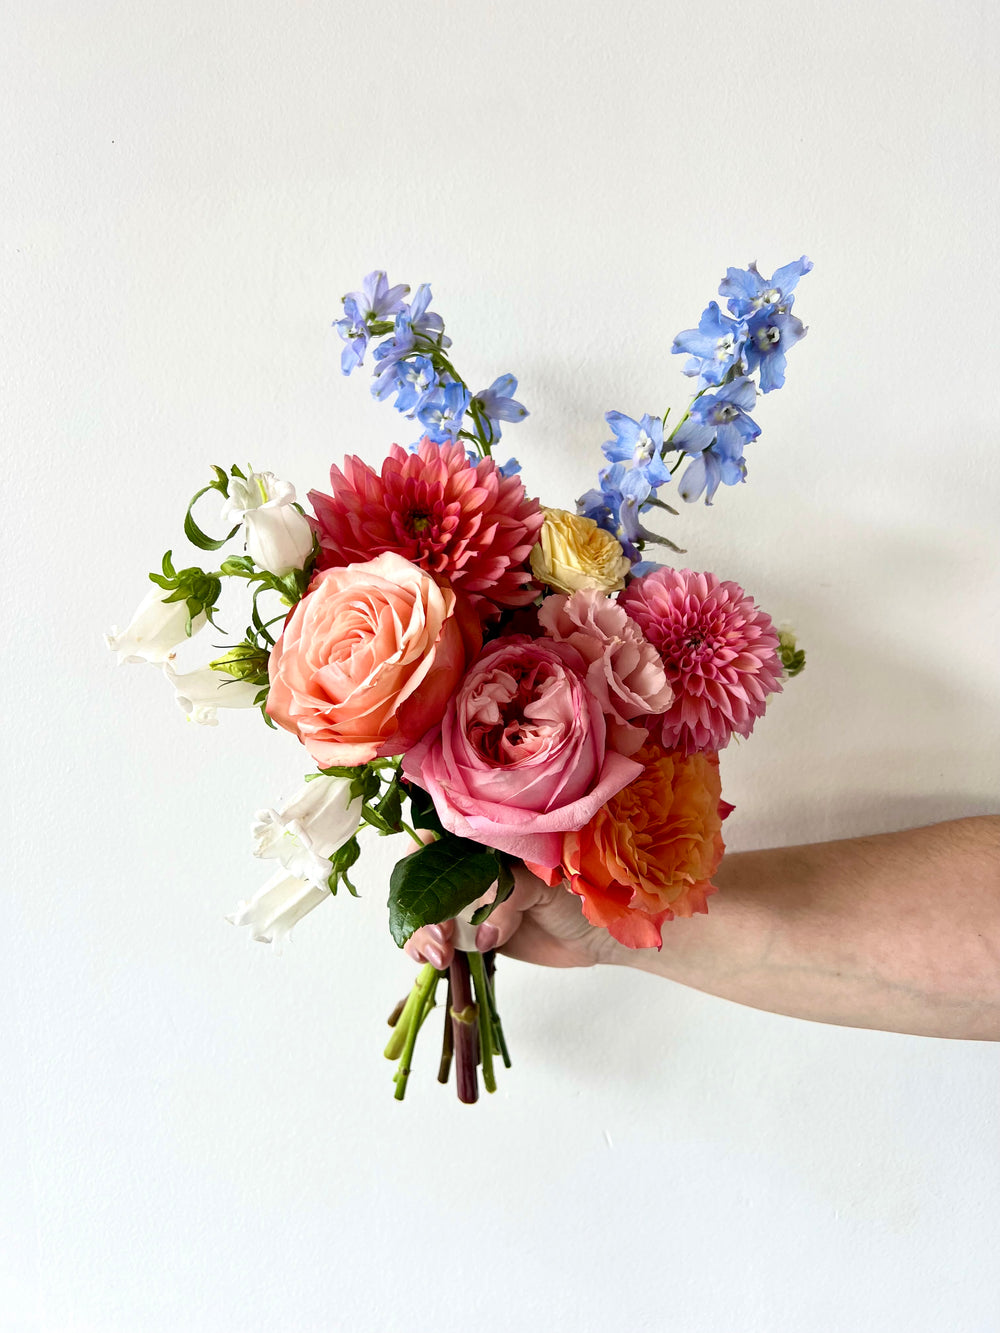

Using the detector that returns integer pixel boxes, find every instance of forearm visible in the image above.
[627,816,1000,1040]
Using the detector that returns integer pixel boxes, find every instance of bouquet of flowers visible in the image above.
[108,259,811,1102]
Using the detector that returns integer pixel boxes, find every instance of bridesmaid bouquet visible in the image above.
[108,259,811,1101]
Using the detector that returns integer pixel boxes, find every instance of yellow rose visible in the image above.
[529,507,631,594]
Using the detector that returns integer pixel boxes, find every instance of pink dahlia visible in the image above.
[618,566,782,755]
[308,438,544,621]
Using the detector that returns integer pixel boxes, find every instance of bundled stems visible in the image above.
[384,950,512,1101]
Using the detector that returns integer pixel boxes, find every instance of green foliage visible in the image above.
[470,855,516,925]
[327,836,362,896]
[407,782,446,838]
[148,550,223,633]
[388,835,502,947]
[184,465,242,552]
[778,627,807,679]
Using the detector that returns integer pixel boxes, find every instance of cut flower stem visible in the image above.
[383,950,512,1102]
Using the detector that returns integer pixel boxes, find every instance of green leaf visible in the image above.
[374,776,403,834]
[184,470,241,552]
[407,783,445,837]
[470,854,516,925]
[388,836,500,947]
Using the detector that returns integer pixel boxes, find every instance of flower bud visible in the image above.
[105,586,207,665]
[209,643,270,682]
[222,471,314,576]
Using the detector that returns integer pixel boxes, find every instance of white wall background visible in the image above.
[4,3,999,1331]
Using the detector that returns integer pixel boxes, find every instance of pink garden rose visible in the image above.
[402,636,642,868]
[266,552,481,768]
[537,588,674,756]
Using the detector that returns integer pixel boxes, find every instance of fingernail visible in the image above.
[425,944,446,970]
[425,924,446,948]
[476,923,500,952]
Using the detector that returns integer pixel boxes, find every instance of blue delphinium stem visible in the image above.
[335,271,529,464]
[579,256,812,551]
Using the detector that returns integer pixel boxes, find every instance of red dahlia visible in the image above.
[308,438,544,620]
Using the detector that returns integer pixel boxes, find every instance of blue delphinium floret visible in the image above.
[469,374,529,445]
[744,308,807,393]
[671,377,760,457]
[720,256,813,318]
[374,354,439,415]
[417,381,471,442]
[401,283,449,346]
[601,411,672,487]
[672,302,749,388]
[371,286,451,389]
[335,270,411,374]
[578,462,661,562]
[677,449,745,505]
[672,378,760,505]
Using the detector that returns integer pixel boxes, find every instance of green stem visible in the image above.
[467,952,496,1094]
[481,959,512,1069]
[399,820,424,846]
[392,965,441,1102]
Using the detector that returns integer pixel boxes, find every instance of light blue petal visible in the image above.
[672,419,715,453]
[678,454,708,503]
[771,256,813,295]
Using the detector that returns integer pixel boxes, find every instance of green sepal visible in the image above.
[352,766,382,804]
[327,836,362,896]
[470,854,516,925]
[388,835,501,948]
[220,554,256,578]
[148,554,223,635]
[184,466,241,552]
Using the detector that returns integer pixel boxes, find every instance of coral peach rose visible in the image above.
[266,552,481,767]
[561,742,733,949]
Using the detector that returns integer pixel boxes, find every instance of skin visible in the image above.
[405,816,1000,1041]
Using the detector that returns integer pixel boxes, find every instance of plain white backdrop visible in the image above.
[4,3,999,1331]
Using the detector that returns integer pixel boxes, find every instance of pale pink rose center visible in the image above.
[467,661,574,766]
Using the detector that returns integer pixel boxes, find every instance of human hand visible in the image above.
[403,860,637,971]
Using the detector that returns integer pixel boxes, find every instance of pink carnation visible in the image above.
[537,588,673,756]
[402,636,641,868]
[308,438,544,621]
[619,566,782,755]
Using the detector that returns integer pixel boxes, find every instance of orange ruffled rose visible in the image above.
[560,741,732,950]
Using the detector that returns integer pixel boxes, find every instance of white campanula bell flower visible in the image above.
[222,471,314,577]
[163,663,261,726]
[226,869,330,948]
[251,775,362,891]
[105,586,207,665]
